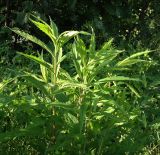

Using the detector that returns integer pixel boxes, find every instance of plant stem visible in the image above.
[53,45,58,85]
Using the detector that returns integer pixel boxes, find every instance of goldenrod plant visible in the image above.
[0,15,152,154]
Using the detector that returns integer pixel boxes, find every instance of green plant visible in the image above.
[1,15,152,154]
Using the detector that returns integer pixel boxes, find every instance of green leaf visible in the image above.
[89,29,96,54]
[30,18,56,42]
[116,59,148,66]
[49,101,75,110]
[18,52,53,73]
[96,76,141,84]
[59,68,73,81]
[117,50,151,66]
[58,31,79,46]
[126,84,141,98]
[95,49,123,64]
[49,17,58,38]
[101,38,114,50]
[64,113,79,126]
[72,42,83,78]
[11,28,53,56]
[58,31,90,46]
[126,50,151,59]
[75,36,87,63]
[58,79,87,89]
[104,107,115,113]
[114,122,125,126]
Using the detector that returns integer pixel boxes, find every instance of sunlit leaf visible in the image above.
[11,28,53,56]
[18,52,53,73]
[30,18,56,42]
[96,76,141,84]
[49,17,59,38]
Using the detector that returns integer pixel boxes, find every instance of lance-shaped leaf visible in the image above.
[89,28,96,54]
[58,31,79,46]
[72,42,83,79]
[57,79,87,89]
[116,59,147,66]
[49,101,75,110]
[49,17,58,38]
[29,18,56,42]
[75,36,87,66]
[101,38,114,50]
[58,31,90,46]
[11,28,53,56]
[116,50,151,66]
[18,52,53,73]
[126,84,141,98]
[30,14,58,39]
[96,76,141,84]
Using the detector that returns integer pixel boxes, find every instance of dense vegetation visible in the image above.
[0,1,160,154]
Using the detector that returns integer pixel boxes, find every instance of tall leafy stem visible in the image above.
[11,14,89,87]
[2,15,153,154]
